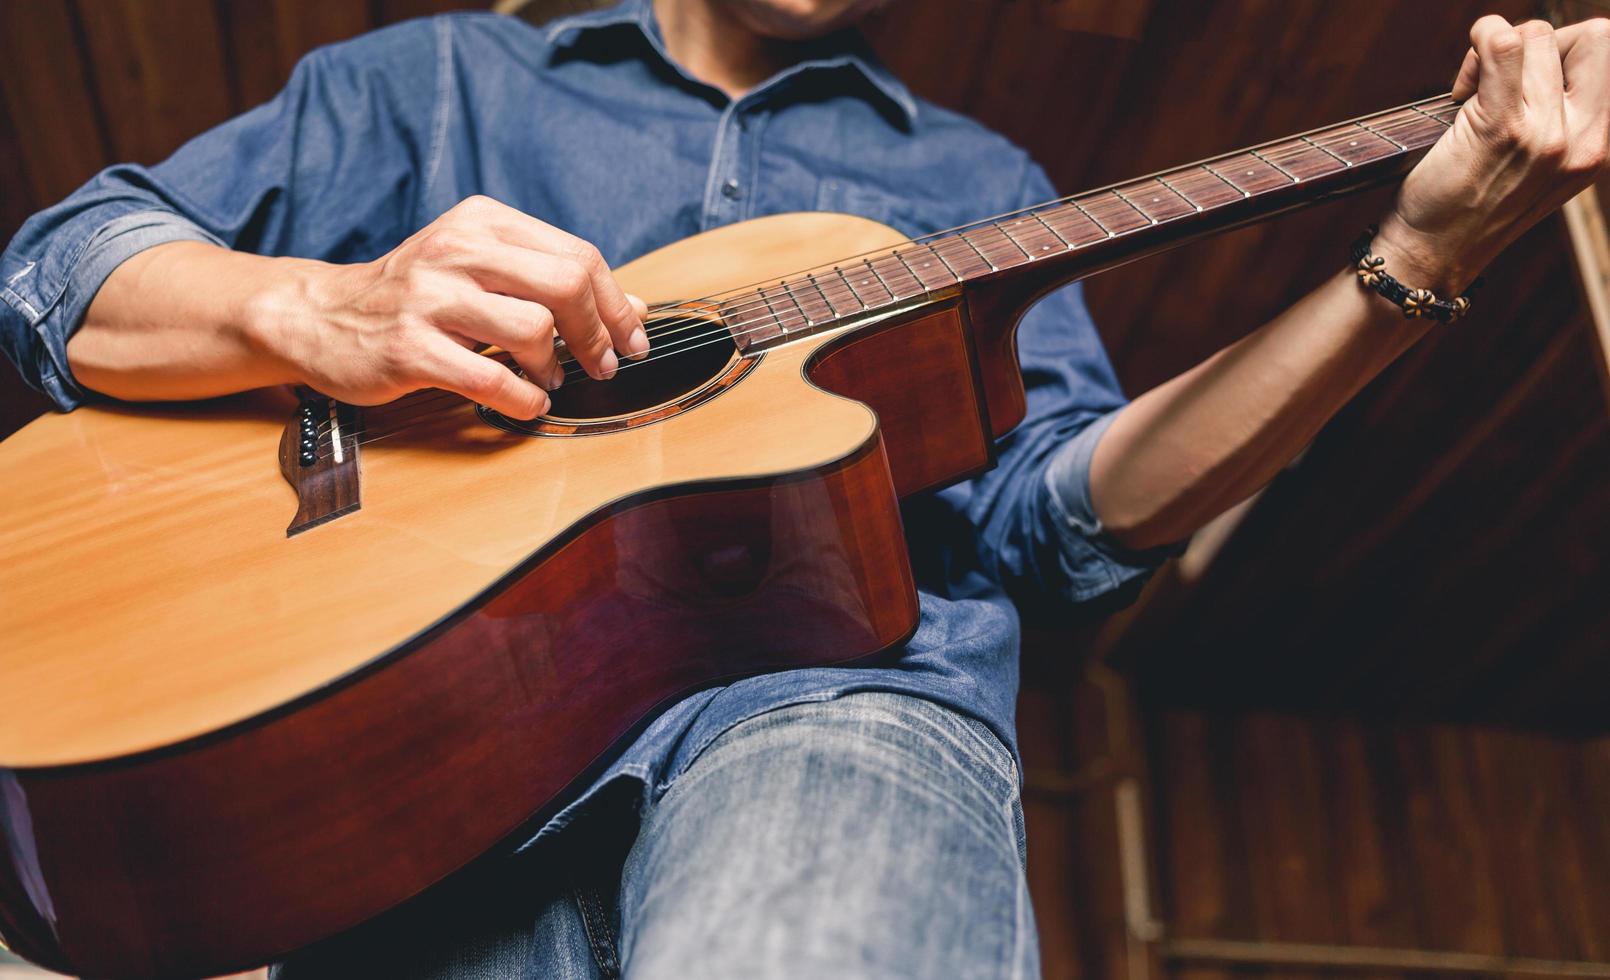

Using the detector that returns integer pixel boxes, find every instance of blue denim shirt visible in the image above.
[0,1,1163,839]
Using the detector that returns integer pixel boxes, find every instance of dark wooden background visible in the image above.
[4,2,1610,978]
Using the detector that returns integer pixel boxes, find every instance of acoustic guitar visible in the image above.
[0,94,1460,978]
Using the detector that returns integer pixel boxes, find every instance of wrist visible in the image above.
[1371,215,1479,297]
[237,256,342,389]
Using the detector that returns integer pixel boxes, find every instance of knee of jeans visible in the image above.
[669,692,1019,811]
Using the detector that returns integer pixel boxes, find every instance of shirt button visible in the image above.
[721,179,742,200]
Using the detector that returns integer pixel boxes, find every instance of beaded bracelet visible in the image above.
[1349,226,1481,323]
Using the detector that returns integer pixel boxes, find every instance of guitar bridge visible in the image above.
[277,393,363,536]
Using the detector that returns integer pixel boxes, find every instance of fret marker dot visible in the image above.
[1246,169,1255,176]
[1350,140,1358,146]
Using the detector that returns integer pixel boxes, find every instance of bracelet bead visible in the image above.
[1349,226,1481,323]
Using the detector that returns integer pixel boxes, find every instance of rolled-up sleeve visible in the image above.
[945,159,1182,607]
[1,212,220,410]
[0,18,445,410]
[1042,408,1183,601]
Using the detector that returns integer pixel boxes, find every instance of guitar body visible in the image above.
[0,213,1019,979]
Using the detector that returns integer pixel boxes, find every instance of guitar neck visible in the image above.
[731,94,1460,351]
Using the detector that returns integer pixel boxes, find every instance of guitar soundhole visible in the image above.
[478,312,753,436]
[546,317,737,422]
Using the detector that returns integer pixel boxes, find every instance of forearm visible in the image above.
[68,241,314,402]
[1088,231,1453,551]
[65,196,643,421]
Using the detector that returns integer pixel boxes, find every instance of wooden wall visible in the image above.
[1017,674,1610,980]
[0,0,1602,723]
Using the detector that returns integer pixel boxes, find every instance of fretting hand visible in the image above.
[270,195,649,420]
[1377,16,1610,291]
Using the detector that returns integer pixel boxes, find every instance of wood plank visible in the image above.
[74,0,232,164]
[0,0,108,204]
[1235,715,1339,944]
[219,0,373,110]
[1562,184,1610,411]
[1150,712,1610,979]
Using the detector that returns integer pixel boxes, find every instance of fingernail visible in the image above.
[598,349,619,379]
[547,365,566,390]
[625,324,649,360]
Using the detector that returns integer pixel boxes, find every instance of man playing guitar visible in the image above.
[1,1,1604,976]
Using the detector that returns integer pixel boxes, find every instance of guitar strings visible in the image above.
[312,98,1460,453]
[315,97,1460,438]
[580,98,1464,362]
[317,103,1463,455]
[315,100,1461,453]
[543,100,1461,379]
[618,96,1460,339]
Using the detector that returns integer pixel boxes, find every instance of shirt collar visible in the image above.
[543,0,918,128]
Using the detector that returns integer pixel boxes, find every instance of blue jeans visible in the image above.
[273,693,1039,979]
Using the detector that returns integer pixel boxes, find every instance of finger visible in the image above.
[624,293,650,359]
[1516,20,1564,119]
[448,196,647,359]
[458,242,619,381]
[1452,46,1480,101]
[1557,19,1610,149]
[1470,15,1526,124]
[436,291,564,390]
[423,337,550,420]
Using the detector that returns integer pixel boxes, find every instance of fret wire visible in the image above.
[1156,174,1204,212]
[1270,110,1435,162]
[1300,134,1350,167]
[1092,193,1142,218]
[830,267,869,311]
[1359,117,1408,149]
[863,258,895,299]
[1199,164,1247,198]
[1111,186,1159,225]
[1249,148,1298,181]
[922,241,963,280]
[1391,106,1442,130]
[892,249,933,292]
[1031,211,1073,248]
[753,285,789,336]
[804,271,827,305]
[778,280,812,326]
[1296,117,1416,169]
[958,232,998,272]
[1072,198,1114,235]
[991,221,1033,262]
[804,271,839,317]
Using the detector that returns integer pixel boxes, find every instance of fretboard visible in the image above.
[716,94,1460,351]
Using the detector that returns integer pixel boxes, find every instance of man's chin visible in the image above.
[724,0,888,41]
